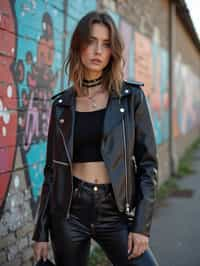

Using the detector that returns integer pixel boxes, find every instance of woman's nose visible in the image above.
[95,43,102,54]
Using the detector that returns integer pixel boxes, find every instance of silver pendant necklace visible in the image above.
[88,94,97,108]
[79,76,106,109]
[76,89,108,110]
[87,88,105,109]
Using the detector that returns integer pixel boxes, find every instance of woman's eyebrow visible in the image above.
[89,36,110,42]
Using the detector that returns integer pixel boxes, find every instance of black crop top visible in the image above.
[73,108,106,163]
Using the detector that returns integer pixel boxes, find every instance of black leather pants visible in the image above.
[49,176,159,266]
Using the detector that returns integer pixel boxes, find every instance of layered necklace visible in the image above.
[82,75,103,88]
[80,75,105,109]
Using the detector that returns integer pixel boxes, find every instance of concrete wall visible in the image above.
[0,0,199,265]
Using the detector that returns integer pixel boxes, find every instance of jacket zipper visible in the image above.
[53,159,69,166]
[119,99,130,215]
[122,116,130,214]
[58,126,73,219]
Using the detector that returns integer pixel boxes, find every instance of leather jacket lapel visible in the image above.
[103,96,123,139]
[103,82,132,138]
[54,87,75,162]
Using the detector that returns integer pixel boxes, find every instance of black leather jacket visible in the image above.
[32,80,158,242]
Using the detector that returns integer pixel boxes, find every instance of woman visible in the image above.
[33,11,159,266]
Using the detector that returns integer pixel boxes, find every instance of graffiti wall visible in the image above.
[173,53,200,137]
[0,0,97,217]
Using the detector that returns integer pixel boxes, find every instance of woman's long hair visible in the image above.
[64,11,125,97]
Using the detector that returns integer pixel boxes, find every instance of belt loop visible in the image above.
[73,176,82,189]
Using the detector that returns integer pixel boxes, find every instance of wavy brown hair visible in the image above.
[64,11,125,97]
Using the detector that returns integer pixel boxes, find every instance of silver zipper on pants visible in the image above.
[58,127,73,219]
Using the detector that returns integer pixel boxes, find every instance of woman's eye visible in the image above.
[88,39,95,44]
[104,43,110,47]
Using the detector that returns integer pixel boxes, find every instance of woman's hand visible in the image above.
[33,241,49,262]
[128,232,149,260]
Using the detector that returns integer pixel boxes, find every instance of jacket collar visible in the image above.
[52,80,140,107]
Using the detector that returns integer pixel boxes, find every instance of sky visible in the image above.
[185,0,200,39]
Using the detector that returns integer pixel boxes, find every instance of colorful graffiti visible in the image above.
[135,31,153,97]
[14,0,62,211]
[0,1,18,211]
[150,28,169,145]
[134,28,169,145]
[174,53,200,136]
[0,0,97,215]
[120,19,134,80]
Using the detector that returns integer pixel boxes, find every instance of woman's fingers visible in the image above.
[43,244,48,261]
[128,232,149,260]
[133,241,146,257]
[33,243,41,261]
[128,233,132,255]
[33,242,48,262]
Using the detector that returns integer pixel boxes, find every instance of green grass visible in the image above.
[177,137,200,177]
[156,176,180,202]
[88,245,110,266]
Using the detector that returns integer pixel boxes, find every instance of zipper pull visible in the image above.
[126,202,130,214]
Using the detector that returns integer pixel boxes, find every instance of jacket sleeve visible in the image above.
[129,87,158,237]
[32,102,55,242]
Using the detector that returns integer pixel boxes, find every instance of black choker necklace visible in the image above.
[82,80,102,88]
[83,76,102,83]
[82,76,103,88]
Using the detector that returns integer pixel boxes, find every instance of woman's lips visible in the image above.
[91,59,102,64]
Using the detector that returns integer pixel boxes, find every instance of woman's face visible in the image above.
[80,23,112,78]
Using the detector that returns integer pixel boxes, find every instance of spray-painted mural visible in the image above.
[0,0,97,216]
[173,53,200,136]
[0,0,200,218]
[0,1,18,213]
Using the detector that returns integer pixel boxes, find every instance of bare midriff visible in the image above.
[72,161,111,184]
